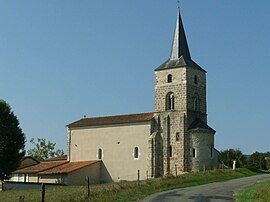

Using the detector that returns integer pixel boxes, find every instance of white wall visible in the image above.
[69,122,151,182]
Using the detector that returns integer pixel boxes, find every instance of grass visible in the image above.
[236,179,270,202]
[0,168,259,202]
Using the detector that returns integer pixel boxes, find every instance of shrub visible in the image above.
[247,152,270,171]
[220,149,246,168]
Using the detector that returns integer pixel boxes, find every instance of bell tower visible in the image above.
[153,8,216,174]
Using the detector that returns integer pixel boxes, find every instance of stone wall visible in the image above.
[154,65,214,174]
[190,130,215,171]
[186,66,207,123]
[154,68,187,112]
[185,67,208,171]
[154,68,188,174]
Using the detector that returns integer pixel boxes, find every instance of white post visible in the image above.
[233,160,236,170]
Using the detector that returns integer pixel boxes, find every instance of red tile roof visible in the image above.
[39,161,100,175]
[67,112,154,128]
[14,161,68,174]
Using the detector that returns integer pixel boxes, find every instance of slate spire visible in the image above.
[170,9,191,60]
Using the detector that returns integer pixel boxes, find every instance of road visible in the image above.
[142,174,270,202]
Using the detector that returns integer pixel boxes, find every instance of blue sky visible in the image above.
[0,1,269,154]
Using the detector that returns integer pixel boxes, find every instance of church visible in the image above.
[66,8,219,183]
[9,8,219,185]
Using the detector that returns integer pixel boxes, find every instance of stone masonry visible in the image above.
[149,8,217,175]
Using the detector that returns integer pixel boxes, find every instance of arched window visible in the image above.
[194,75,198,84]
[134,147,139,159]
[169,145,172,158]
[98,148,103,160]
[166,92,175,110]
[167,74,172,83]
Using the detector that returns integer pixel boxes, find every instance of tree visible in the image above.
[220,149,246,168]
[0,100,25,181]
[266,157,270,171]
[247,152,270,171]
[27,138,64,161]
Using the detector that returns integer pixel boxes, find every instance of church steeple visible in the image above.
[155,7,205,72]
[170,9,191,60]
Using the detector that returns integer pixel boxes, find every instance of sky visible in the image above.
[0,1,269,154]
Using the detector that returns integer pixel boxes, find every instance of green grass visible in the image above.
[0,168,259,202]
[236,179,270,202]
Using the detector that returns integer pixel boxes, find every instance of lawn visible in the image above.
[0,168,258,202]
[236,179,270,202]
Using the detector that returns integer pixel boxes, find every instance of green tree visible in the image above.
[247,152,270,171]
[220,149,246,168]
[0,100,25,181]
[27,138,64,161]
[266,157,270,171]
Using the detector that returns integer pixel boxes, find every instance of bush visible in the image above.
[220,149,246,168]
[247,152,270,171]
[266,158,270,170]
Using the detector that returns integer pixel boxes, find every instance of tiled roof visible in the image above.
[155,57,206,72]
[14,161,68,174]
[39,161,100,175]
[155,9,206,73]
[67,112,154,128]
[188,118,216,133]
[44,155,67,162]
[18,156,39,169]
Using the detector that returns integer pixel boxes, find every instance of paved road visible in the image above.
[142,174,270,202]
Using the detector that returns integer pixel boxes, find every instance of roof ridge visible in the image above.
[80,112,154,120]
[67,112,155,128]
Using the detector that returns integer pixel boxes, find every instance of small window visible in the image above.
[194,75,198,84]
[134,147,139,159]
[167,74,172,83]
[169,145,172,157]
[176,132,180,141]
[98,148,103,160]
[192,148,196,158]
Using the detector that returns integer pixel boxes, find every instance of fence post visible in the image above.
[85,176,90,199]
[40,183,45,202]
[146,171,148,180]
[203,164,206,172]
[137,170,140,187]
[175,164,177,176]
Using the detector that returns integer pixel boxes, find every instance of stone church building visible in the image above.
[9,9,219,185]
[66,9,219,183]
